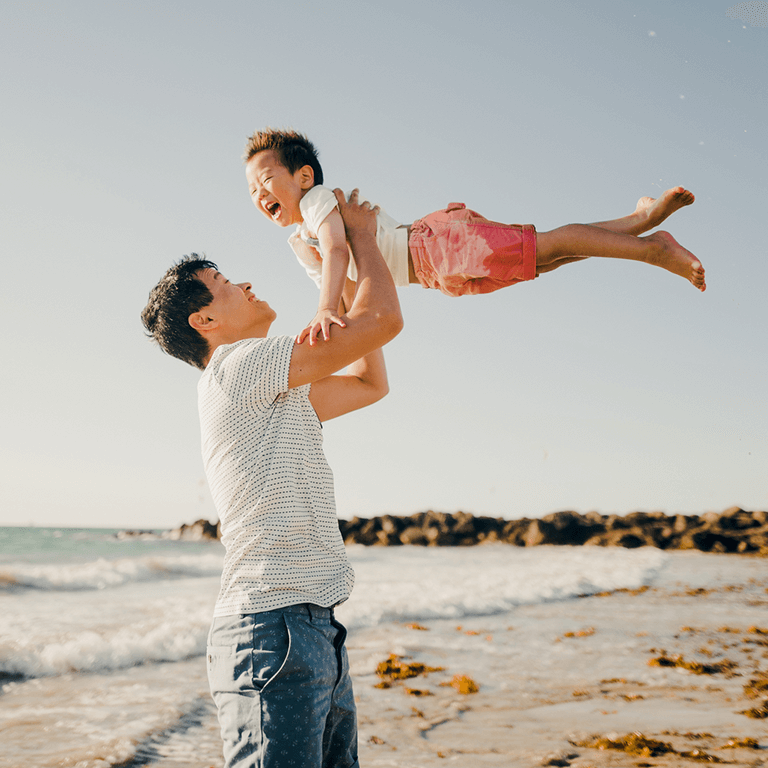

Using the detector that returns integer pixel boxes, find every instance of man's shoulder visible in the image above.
[212,335,293,362]
[201,336,295,385]
[198,335,301,410]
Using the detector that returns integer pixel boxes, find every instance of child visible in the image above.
[244,128,705,345]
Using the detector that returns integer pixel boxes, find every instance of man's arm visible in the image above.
[308,277,388,421]
[287,190,403,390]
[308,347,388,422]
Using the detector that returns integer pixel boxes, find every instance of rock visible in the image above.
[540,510,605,545]
[719,506,761,530]
[379,515,403,536]
[591,527,652,549]
[167,518,219,541]
[502,519,529,546]
[523,519,548,547]
[451,511,478,537]
[673,514,690,533]
[399,526,429,546]
[376,528,402,546]
[356,518,381,545]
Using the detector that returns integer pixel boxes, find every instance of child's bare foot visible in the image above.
[647,230,706,291]
[636,187,695,231]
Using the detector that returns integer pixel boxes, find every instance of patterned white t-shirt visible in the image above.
[198,335,354,617]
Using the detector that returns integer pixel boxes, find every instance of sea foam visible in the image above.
[0,553,224,591]
[338,544,668,628]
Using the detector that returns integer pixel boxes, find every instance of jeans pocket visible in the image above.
[252,614,292,692]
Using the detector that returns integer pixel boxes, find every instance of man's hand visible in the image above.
[296,307,346,346]
[334,188,379,240]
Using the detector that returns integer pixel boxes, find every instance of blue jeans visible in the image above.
[207,604,359,768]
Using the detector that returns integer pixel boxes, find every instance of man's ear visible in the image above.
[189,312,218,333]
[298,164,315,189]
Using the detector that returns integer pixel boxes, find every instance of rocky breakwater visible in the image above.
[338,507,768,554]
[157,507,767,554]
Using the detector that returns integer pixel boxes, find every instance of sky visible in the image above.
[1,0,766,530]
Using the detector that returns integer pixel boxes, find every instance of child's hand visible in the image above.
[296,308,347,346]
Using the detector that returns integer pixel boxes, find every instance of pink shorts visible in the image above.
[409,203,537,297]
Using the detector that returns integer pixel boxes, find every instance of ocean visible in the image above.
[1,527,765,768]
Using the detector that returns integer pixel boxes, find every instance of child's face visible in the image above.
[245,150,313,227]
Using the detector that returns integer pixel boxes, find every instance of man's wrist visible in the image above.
[347,230,377,247]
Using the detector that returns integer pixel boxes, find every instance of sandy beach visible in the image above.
[349,553,768,767]
[3,546,766,768]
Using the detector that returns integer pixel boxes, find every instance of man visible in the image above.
[141,190,403,768]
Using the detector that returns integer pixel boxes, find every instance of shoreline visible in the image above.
[2,549,765,767]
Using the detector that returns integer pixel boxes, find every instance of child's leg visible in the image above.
[537,187,695,274]
[536,225,705,290]
[589,186,694,237]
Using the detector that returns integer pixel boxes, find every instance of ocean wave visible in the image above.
[339,544,669,628]
[0,611,211,678]
[0,553,224,592]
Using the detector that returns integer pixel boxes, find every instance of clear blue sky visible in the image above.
[1,0,766,529]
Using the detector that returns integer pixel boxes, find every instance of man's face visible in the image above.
[245,150,312,227]
[195,268,276,337]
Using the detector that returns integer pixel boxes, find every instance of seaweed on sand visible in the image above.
[743,670,768,698]
[572,732,675,757]
[739,698,768,718]
[722,737,761,748]
[375,654,444,681]
[648,652,737,675]
[446,674,479,694]
[374,654,445,689]
[572,733,724,762]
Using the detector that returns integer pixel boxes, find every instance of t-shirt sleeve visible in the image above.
[299,185,339,236]
[212,336,295,413]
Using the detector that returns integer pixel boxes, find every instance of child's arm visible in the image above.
[297,207,351,346]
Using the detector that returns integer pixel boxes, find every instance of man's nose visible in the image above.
[238,282,252,293]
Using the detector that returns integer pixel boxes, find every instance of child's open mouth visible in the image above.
[266,202,281,218]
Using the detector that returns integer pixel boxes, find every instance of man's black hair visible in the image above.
[141,254,218,370]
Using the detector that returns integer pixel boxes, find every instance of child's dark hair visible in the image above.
[243,128,323,186]
[141,254,218,370]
